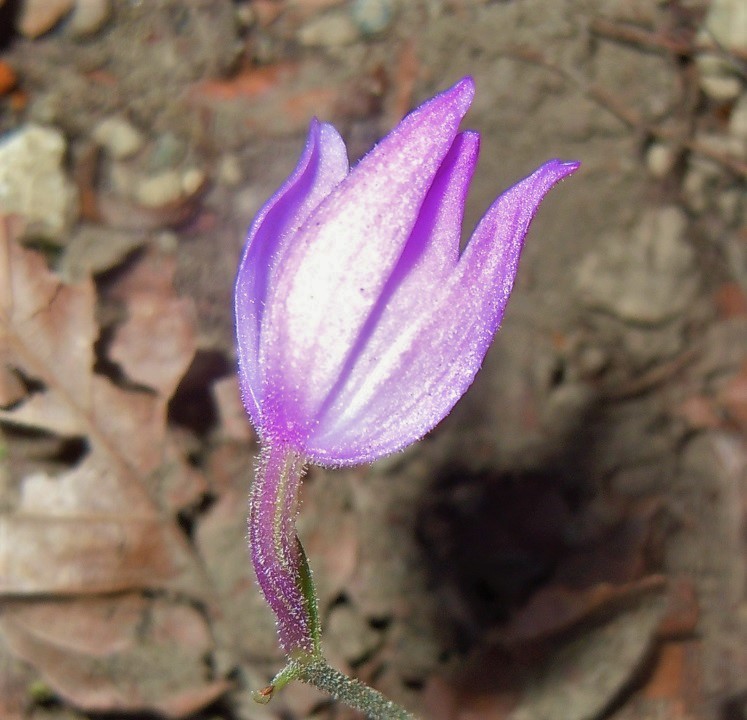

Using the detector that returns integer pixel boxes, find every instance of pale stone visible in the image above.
[696,0,747,100]
[18,0,74,38]
[646,142,677,178]
[699,71,742,102]
[0,124,78,242]
[217,154,242,187]
[136,170,183,207]
[298,12,359,47]
[351,0,397,35]
[576,206,698,324]
[699,0,747,51]
[181,168,205,196]
[93,116,145,160]
[67,0,111,37]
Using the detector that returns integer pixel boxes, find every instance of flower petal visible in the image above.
[308,159,580,464]
[260,78,476,444]
[235,120,348,429]
[308,130,479,450]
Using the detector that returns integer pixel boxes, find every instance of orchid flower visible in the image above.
[235,76,578,718]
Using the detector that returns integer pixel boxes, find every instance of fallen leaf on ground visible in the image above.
[1,595,230,717]
[508,594,667,720]
[494,576,665,647]
[0,215,226,715]
[0,456,200,596]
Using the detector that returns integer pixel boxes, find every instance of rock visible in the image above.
[67,0,111,37]
[17,0,74,38]
[576,206,698,325]
[149,132,187,172]
[136,170,183,208]
[298,11,359,47]
[0,124,78,243]
[351,0,396,35]
[217,154,242,187]
[699,0,747,52]
[695,131,745,162]
[124,164,202,212]
[699,72,742,102]
[181,168,206,196]
[92,116,145,159]
[645,142,677,178]
[696,0,747,101]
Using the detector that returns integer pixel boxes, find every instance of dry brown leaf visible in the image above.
[212,375,254,441]
[495,497,666,646]
[0,455,201,595]
[110,291,196,399]
[508,595,667,720]
[0,215,96,417]
[0,628,35,720]
[105,242,180,300]
[494,576,666,647]
[0,595,230,717]
[0,220,203,595]
[0,219,202,490]
[0,215,226,714]
[0,365,24,408]
[0,216,178,477]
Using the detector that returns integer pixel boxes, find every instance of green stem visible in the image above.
[299,658,416,720]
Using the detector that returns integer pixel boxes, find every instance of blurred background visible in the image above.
[0,1,746,719]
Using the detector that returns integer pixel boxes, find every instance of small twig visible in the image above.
[602,349,699,402]
[589,16,747,66]
[500,45,747,179]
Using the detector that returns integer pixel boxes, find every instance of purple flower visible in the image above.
[236,77,578,467]
[235,78,579,667]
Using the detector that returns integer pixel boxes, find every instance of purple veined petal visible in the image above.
[308,130,480,441]
[306,159,580,465]
[259,78,476,444]
[235,119,348,431]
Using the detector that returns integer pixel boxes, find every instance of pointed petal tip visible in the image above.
[454,75,476,94]
[526,158,580,189]
[305,116,322,140]
[448,76,476,109]
[549,158,581,176]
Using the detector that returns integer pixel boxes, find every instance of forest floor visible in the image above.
[1,1,746,719]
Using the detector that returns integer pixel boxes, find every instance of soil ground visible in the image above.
[0,1,746,719]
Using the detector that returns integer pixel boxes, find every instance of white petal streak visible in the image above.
[260,80,475,431]
[308,160,579,463]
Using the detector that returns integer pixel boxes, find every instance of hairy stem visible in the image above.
[249,444,418,718]
[248,444,318,654]
[299,659,416,720]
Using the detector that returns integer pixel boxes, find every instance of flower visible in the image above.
[235,77,578,466]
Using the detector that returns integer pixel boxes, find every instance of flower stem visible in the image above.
[299,658,416,720]
[249,444,319,655]
[248,443,418,718]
